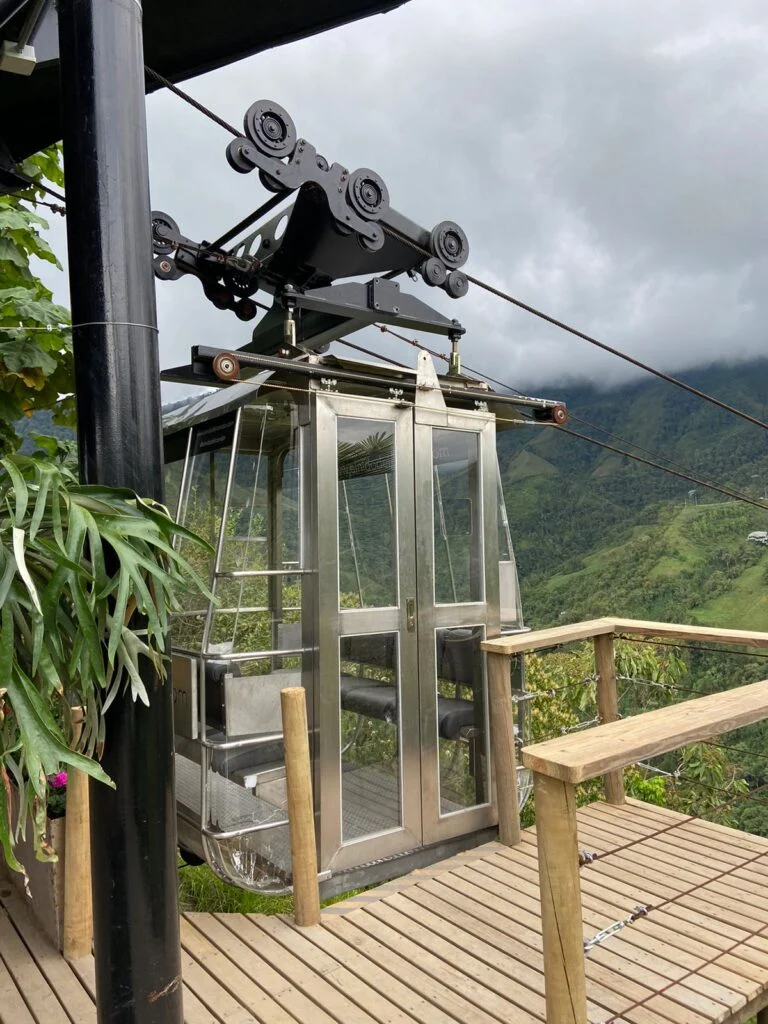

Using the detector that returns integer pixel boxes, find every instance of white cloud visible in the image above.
[34,0,768,399]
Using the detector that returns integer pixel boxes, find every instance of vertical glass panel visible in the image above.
[337,418,397,609]
[207,575,303,656]
[163,428,188,521]
[339,633,402,841]
[435,627,489,815]
[164,459,185,521]
[497,461,523,629]
[220,395,300,574]
[433,430,483,604]
[171,414,236,650]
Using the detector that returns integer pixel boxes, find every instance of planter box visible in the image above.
[2,814,66,951]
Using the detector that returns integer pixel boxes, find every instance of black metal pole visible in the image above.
[57,2,183,1022]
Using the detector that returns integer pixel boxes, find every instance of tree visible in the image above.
[0,148,74,453]
[520,639,748,827]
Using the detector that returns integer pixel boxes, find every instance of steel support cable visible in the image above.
[597,882,768,1024]
[144,66,240,137]
[586,778,768,865]
[379,223,768,433]
[620,635,768,660]
[705,740,768,766]
[140,71,768,434]
[374,324,768,513]
[4,192,66,215]
[545,421,768,511]
[337,337,409,368]
[598,918,768,1023]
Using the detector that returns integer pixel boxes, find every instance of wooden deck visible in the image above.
[3,798,768,1023]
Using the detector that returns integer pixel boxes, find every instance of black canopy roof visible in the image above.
[0,0,408,166]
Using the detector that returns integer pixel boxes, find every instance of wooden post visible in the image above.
[593,633,625,804]
[487,651,521,846]
[757,1009,768,1024]
[63,707,93,960]
[281,687,321,927]
[534,772,588,1024]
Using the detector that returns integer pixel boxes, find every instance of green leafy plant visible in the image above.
[0,455,211,873]
[0,147,74,453]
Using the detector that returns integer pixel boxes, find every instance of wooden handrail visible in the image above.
[481,616,768,656]
[480,617,768,1024]
[481,619,615,655]
[522,678,768,783]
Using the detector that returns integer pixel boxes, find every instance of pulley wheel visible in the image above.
[226,138,255,174]
[243,100,297,159]
[430,220,469,268]
[234,299,258,322]
[551,403,568,425]
[258,168,285,194]
[420,257,447,288]
[224,267,260,298]
[150,211,179,256]
[444,270,469,299]
[357,226,385,252]
[212,352,241,381]
[347,168,390,221]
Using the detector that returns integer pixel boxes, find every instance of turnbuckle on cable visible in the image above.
[583,905,649,955]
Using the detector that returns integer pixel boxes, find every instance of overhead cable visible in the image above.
[380,223,768,433]
[374,325,768,513]
[140,72,768,434]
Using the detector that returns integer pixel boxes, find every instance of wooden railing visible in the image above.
[482,617,768,1024]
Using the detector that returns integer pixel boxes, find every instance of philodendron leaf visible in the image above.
[11,526,42,615]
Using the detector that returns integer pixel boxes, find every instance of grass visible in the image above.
[178,862,293,915]
[178,861,365,915]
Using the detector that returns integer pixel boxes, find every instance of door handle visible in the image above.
[406,598,416,633]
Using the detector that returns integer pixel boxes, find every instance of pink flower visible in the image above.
[49,772,68,790]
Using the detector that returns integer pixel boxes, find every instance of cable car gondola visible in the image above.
[157,98,565,895]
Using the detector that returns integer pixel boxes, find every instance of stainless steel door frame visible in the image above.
[414,406,500,845]
[314,392,421,872]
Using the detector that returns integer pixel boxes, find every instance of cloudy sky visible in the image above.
[38,0,768,399]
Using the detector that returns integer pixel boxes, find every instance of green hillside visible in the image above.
[522,501,768,630]
[501,358,768,630]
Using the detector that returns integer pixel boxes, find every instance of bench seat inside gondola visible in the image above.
[340,628,481,741]
[340,678,475,740]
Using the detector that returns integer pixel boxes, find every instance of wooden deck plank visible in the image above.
[0,952,36,1024]
[187,913,340,1024]
[213,913,383,1024]
[0,889,95,1024]
[569,817,768,918]
[324,913,508,1024]
[399,882,708,1024]
[0,909,72,1024]
[585,801,768,867]
[363,898,548,1021]
[481,837,761,1007]
[280,916,458,1023]
[243,914,418,1024]
[179,948,256,1024]
[2,799,768,1024]
[181,917,299,1024]
[460,856,739,1018]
